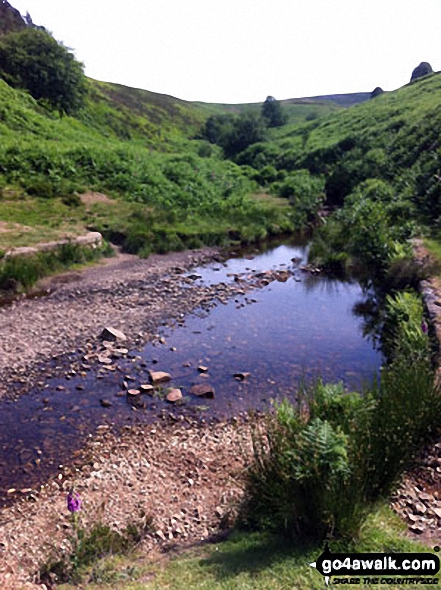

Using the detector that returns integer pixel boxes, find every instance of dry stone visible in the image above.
[100,327,127,342]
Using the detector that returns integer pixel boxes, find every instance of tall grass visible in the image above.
[0,241,113,292]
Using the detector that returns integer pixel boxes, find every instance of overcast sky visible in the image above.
[9,0,441,104]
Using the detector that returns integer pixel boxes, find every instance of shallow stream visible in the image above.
[0,239,383,505]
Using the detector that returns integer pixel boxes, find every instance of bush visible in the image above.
[203,112,267,157]
[273,170,325,225]
[240,348,440,541]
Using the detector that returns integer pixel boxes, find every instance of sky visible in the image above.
[9,0,441,104]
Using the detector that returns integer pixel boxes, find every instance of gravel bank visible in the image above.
[0,417,252,589]
[0,248,224,399]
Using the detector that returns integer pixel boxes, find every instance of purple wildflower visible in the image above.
[67,490,81,513]
[421,319,428,334]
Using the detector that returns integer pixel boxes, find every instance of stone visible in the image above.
[190,384,215,398]
[371,86,384,99]
[166,388,183,403]
[100,399,112,408]
[414,501,427,515]
[140,384,154,394]
[127,389,141,397]
[198,365,209,373]
[411,62,433,82]
[233,372,250,380]
[148,371,171,385]
[100,327,127,342]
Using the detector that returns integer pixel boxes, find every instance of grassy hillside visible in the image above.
[0,75,298,267]
[244,72,441,195]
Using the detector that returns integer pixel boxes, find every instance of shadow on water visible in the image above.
[0,238,383,506]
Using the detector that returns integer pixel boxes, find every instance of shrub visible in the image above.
[240,352,440,541]
[0,242,111,293]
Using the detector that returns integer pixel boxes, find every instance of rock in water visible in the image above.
[100,327,127,342]
[166,389,183,403]
[148,370,171,385]
[410,62,433,82]
[140,383,154,394]
[190,384,215,398]
[233,372,250,380]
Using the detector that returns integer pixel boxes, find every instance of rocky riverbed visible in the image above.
[0,244,440,588]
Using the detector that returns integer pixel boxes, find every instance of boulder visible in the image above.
[166,388,183,403]
[148,370,171,385]
[370,86,384,99]
[410,62,433,82]
[100,327,127,342]
[190,384,215,398]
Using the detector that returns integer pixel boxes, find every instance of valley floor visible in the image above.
[0,245,441,588]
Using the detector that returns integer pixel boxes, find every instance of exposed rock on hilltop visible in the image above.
[370,87,384,99]
[0,0,25,35]
[411,62,433,82]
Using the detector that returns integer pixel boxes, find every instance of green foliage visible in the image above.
[241,351,441,542]
[0,242,112,293]
[204,112,267,157]
[40,515,153,585]
[338,193,393,270]
[383,290,431,362]
[261,96,288,128]
[0,28,86,114]
[272,169,325,225]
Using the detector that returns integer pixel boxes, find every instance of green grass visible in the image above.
[0,241,113,292]
[55,505,439,590]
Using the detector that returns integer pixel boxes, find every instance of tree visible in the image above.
[0,28,86,114]
[261,95,287,128]
[203,112,266,157]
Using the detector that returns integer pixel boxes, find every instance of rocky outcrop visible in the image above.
[370,87,384,99]
[0,1,25,35]
[411,62,433,82]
